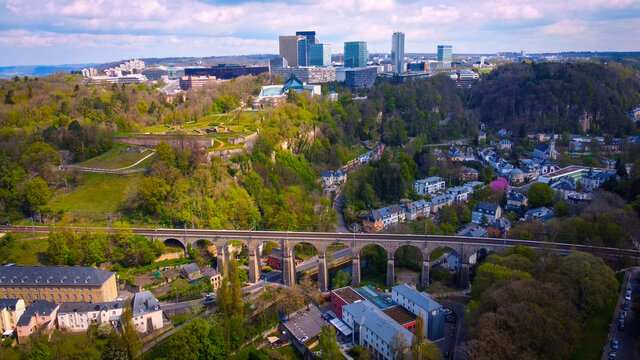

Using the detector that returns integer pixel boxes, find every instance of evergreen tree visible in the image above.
[120,301,142,359]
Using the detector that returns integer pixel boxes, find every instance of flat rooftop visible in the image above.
[333,287,365,304]
[382,305,417,326]
[354,285,396,309]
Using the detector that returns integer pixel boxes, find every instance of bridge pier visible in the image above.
[387,257,395,287]
[422,260,430,288]
[352,254,361,287]
[459,263,470,289]
[282,241,296,286]
[318,250,328,292]
[248,246,260,284]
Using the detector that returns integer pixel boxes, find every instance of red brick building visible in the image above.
[330,287,365,319]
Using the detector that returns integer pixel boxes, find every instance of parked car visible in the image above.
[300,336,309,342]
[612,340,619,350]
[441,307,452,314]
[622,302,629,311]
[618,320,625,331]
[625,293,631,300]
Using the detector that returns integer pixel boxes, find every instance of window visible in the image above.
[65,294,69,300]
[73,295,77,300]
[34,295,38,300]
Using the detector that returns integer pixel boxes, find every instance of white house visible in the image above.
[131,291,163,333]
[445,186,472,202]
[57,299,126,332]
[414,176,445,196]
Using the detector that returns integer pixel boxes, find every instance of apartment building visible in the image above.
[414,176,445,196]
[391,284,444,341]
[0,298,25,334]
[56,299,126,332]
[131,291,163,333]
[0,266,118,306]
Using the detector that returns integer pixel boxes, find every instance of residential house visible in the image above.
[455,225,488,238]
[16,300,59,343]
[320,171,334,187]
[498,129,509,137]
[56,299,126,332]
[391,284,445,341]
[334,170,347,184]
[445,186,471,202]
[569,141,590,154]
[521,165,539,182]
[472,202,502,224]
[414,177,445,196]
[539,161,560,175]
[525,207,554,222]
[497,139,512,151]
[477,131,486,144]
[550,178,576,199]
[462,181,484,193]
[487,218,511,238]
[201,267,222,290]
[504,191,528,212]
[362,210,384,233]
[429,194,454,214]
[404,200,430,221]
[507,168,525,185]
[267,248,283,269]
[181,263,203,283]
[0,299,25,334]
[582,170,617,191]
[358,151,374,164]
[460,167,479,181]
[131,291,163,333]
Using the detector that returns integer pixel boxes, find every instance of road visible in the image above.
[2,226,639,261]
[602,268,639,360]
[296,248,352,272]
[332,190,348,233]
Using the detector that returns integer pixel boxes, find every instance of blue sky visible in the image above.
[0,0,639,66]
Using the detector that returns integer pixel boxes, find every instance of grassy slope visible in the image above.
[46,172,142,221]
[0,234,48,266]
[78,143,151,169]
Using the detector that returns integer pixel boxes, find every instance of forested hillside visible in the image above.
[469,62,640,136]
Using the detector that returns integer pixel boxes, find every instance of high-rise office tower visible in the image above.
[279,35,299,67]
[344,41,368,68]
[296,31,316,67]
[391,32,405,74]
[437,45,452,68]
[310,43,331,66]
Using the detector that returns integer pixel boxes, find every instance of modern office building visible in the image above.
[269,57,288,70]
[165,67,185,80]
[141,68,168,81]
[437,45,452,68]
[184,64,269,79]
[83,74,148,85]
[271,66,336,83]
[391,32,405,74]
[335,67,377,89]
[296,31,316,66]
[344,41,368,68]
[279,35,299,67]
[310,43,331,66]
[0,266,118,306]
[179,75,222,90]
[391,284,445,341]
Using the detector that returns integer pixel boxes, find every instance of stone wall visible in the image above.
[113,136,214,151]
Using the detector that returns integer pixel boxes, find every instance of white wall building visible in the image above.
[414,176,445,196]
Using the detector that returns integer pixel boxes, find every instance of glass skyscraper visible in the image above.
[344,41,368,68]
[310,43,331,67]
[296,31,316,67]
[437,45,452,68]
[391,32,405,74]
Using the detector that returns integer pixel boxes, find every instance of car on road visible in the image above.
[625,293,631,300]
[618,320,625,331]
[622,302,629,311]
[612,340,619,350]
[300,336,309,342]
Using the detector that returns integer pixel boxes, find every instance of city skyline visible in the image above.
[0,0,639,66]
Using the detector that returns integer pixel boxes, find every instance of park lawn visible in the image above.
[0,235,48,266]
[77,143,151,169]
[275,344,304,360]
[46,172,142,221]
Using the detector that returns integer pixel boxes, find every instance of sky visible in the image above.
[0,0,639,66]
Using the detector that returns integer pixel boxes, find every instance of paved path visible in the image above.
[67,150,155,174]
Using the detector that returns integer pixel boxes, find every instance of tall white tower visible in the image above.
[391,32,405,74]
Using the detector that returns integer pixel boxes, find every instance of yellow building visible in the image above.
[0,266,117,306]
[0,298,25,333]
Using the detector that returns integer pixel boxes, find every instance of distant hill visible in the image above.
[0,64,97,78]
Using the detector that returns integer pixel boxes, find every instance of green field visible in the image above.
[0,234,48,266]
[78,143,153,169]
[46,172,143,221]
[275,344,304,360]
[117,111,260,136]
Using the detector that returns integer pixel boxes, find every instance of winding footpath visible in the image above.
[66,150,155,174]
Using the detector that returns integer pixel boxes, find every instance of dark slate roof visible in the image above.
[473,202,499,214]
[57,301,93,314]
[365,209,383,222]
[201,267,220,278]
[535,142,550,152]
[489,218,511,231]
[0,266,114,287]
[17,300,57,326]
[507,191,527,202]
[320,171,333,178]
[131,291,161,316]
[181,263,200,275]
[269,247,283,259]
[0,298,21,311]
